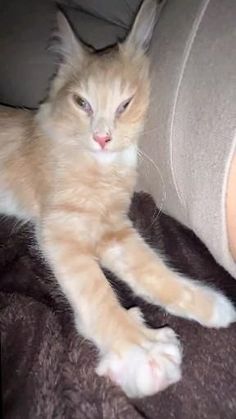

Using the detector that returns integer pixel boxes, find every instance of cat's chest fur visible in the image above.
[51,145,138,218]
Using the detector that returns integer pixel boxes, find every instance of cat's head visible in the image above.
[38,0,157,154]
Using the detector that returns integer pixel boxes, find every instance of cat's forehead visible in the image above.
[77,51,141,95]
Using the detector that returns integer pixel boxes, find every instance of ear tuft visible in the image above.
[124,0,159,53]
[50,11,85,63]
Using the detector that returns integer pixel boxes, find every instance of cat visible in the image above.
[0,0,235,398]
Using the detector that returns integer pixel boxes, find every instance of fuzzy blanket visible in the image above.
[1,192,236,419]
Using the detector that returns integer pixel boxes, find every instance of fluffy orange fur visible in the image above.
[0,0,234,398]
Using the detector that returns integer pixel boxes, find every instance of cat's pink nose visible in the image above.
[93,133,111,149]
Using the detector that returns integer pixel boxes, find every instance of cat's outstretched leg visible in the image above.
[99,225,236,328]
[40,223,182,398]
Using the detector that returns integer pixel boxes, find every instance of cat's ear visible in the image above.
[53,11,85,64]
[123,0,157,53]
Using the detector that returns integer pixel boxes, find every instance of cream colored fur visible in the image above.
[0,0,235,398]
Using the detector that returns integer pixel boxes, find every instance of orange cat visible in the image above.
[0,0,235,398]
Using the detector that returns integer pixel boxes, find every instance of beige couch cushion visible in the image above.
[139,0,236,277]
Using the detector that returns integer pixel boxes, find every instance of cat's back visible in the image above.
[0,105,47,219]
[0,105,33,144]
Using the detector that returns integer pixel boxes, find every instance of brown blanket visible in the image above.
[1,192,236,419]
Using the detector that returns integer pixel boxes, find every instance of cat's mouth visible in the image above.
[91,148,117,156]
[86,138,129,155]
[88,142,116,154]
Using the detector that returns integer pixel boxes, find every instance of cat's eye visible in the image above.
[116,97,133,117]
[73,94,93,115]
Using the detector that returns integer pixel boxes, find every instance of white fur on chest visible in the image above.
[91,144,138,168]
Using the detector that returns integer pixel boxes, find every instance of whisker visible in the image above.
[137,148,166,228]
[9,217,30,236]
[122,125,160,139]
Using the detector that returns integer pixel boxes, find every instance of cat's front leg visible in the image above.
[39,220,182,398]
[99,224,236,328]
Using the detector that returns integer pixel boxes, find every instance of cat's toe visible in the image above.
[96,327,182,398]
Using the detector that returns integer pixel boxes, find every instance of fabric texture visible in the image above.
[1,0,235,276]
[1,192,236,418]
[0,0,56,108]
[138,0,236,278]
[0,0,142,108]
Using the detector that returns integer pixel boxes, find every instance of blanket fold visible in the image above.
[1,192,235,419]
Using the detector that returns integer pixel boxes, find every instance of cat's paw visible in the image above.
[167,281,235,328]
[207,291,236,328]
[96,326,182,398]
